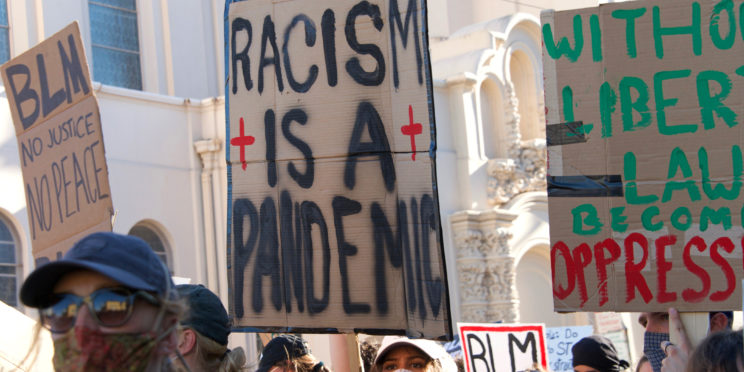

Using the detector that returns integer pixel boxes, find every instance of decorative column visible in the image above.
[194,138,222,295]
[451,210,519,323]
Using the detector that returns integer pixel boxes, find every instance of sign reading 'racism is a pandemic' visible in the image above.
[2,22,112,262]
[543,0,744,312]
[225,0,450,338]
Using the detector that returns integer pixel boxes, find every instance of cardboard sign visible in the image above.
[543,0,744,312]
[225,0,450,338]
[2,22,112,261]
[459,323,547,372]
[545,325,593,372]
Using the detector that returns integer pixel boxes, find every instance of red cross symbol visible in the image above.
[230,117,255,170]
[400,105,422,161]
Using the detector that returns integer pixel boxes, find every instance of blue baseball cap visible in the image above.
[20,231,174,308]
[176,284,231,346]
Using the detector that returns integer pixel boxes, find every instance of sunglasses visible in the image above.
[40,287,160,333]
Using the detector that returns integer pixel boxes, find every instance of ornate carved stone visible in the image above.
[487,139,546,206]
[454,229,485,258]
[483,228,512,256]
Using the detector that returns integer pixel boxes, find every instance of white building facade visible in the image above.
[0,0,646,368]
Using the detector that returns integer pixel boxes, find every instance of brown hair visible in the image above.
[685,329,743,372]
[189,328,248,372]
[280,354,332,372]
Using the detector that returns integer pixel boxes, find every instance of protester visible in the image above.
[257,334,330,372]
[638,312,670,372]
[684,329,743,372]
[708,311,733,334]
[635,356,652,372]
[571,335,630,372]
[359,340,379,372]
[175,284,247,371]
[372,336,457,372]
[19,231,185,371]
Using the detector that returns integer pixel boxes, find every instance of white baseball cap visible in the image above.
[374,336,457,371]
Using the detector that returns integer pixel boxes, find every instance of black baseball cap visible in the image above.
[20,231,174,308]
[177,284,230,346]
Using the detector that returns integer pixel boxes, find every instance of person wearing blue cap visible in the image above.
[19,231,186,371]
[174,284,247,372]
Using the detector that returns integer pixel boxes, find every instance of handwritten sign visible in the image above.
[2,22,112,262]
[225,0,450,338]
[545,326,593,372]
[543,0,744,312]
[459,323,547,372]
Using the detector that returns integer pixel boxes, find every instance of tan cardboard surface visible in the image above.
[2,23,112,260]
[226,0,449,338]
[543,0,744,311]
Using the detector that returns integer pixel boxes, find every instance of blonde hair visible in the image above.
[280,354,332,372]
[189,328,248,372]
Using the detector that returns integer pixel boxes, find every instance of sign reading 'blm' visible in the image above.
[543,0,744,312]
[459,323,548,372]
[225,0,450,338]
[2,22,112,262]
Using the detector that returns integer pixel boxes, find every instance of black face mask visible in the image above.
[643,332,669,372]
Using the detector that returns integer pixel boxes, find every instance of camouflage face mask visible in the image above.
[52,325,174,372]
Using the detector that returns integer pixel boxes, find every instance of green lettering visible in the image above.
[711,0,736,50]
[590,14,602,62]
[697,70,737,130]
[610,206,628,232]
[572,203,603,235]
[619,76,651,132]
[562,85,593,134]
[611,8,646,58]
[700,145,742,200]
[641,206,663,231]
[600,82,617,138]
[662,147,701,202]
[670,207,692,231]
[652,3,701,58]
[700,206,732,231]
[543,15,584,62]
[655,70,696,135]
[624,152,658,204]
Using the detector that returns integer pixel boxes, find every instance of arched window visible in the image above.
[509,50,541,142]
[480,78,508,159]
[0,216,19,307]
[128,224,170,271]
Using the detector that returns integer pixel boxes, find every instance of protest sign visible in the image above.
[2,22,112,262]
[545,325,592,372]
[225,0,450,338]
[543,0,744,312]
[459,323,547,372]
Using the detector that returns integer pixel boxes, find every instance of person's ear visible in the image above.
[178,328,198,355]
[709,312,729,333]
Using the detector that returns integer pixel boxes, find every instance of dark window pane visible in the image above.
[0,243,14,264]
[0,220,11,242]
[91,0,135,11]
[92,46,142,90]
[0,276,17,307]
[0,265,15,275]
[0,28,9,64]
[0,0,8,26]
[128,225,167,267]
[89,3,139,51]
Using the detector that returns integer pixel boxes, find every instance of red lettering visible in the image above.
[681,236,709,303]
[624,233,652,303]
[655,235,677,303]
[594,239,621,306]
[572,243,592,306]
[551,241,576,300]
[710,237,736,301]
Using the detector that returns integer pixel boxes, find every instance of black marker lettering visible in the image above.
[283,14,319,93]
[345,1,386,86]
[231,17,253,93]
